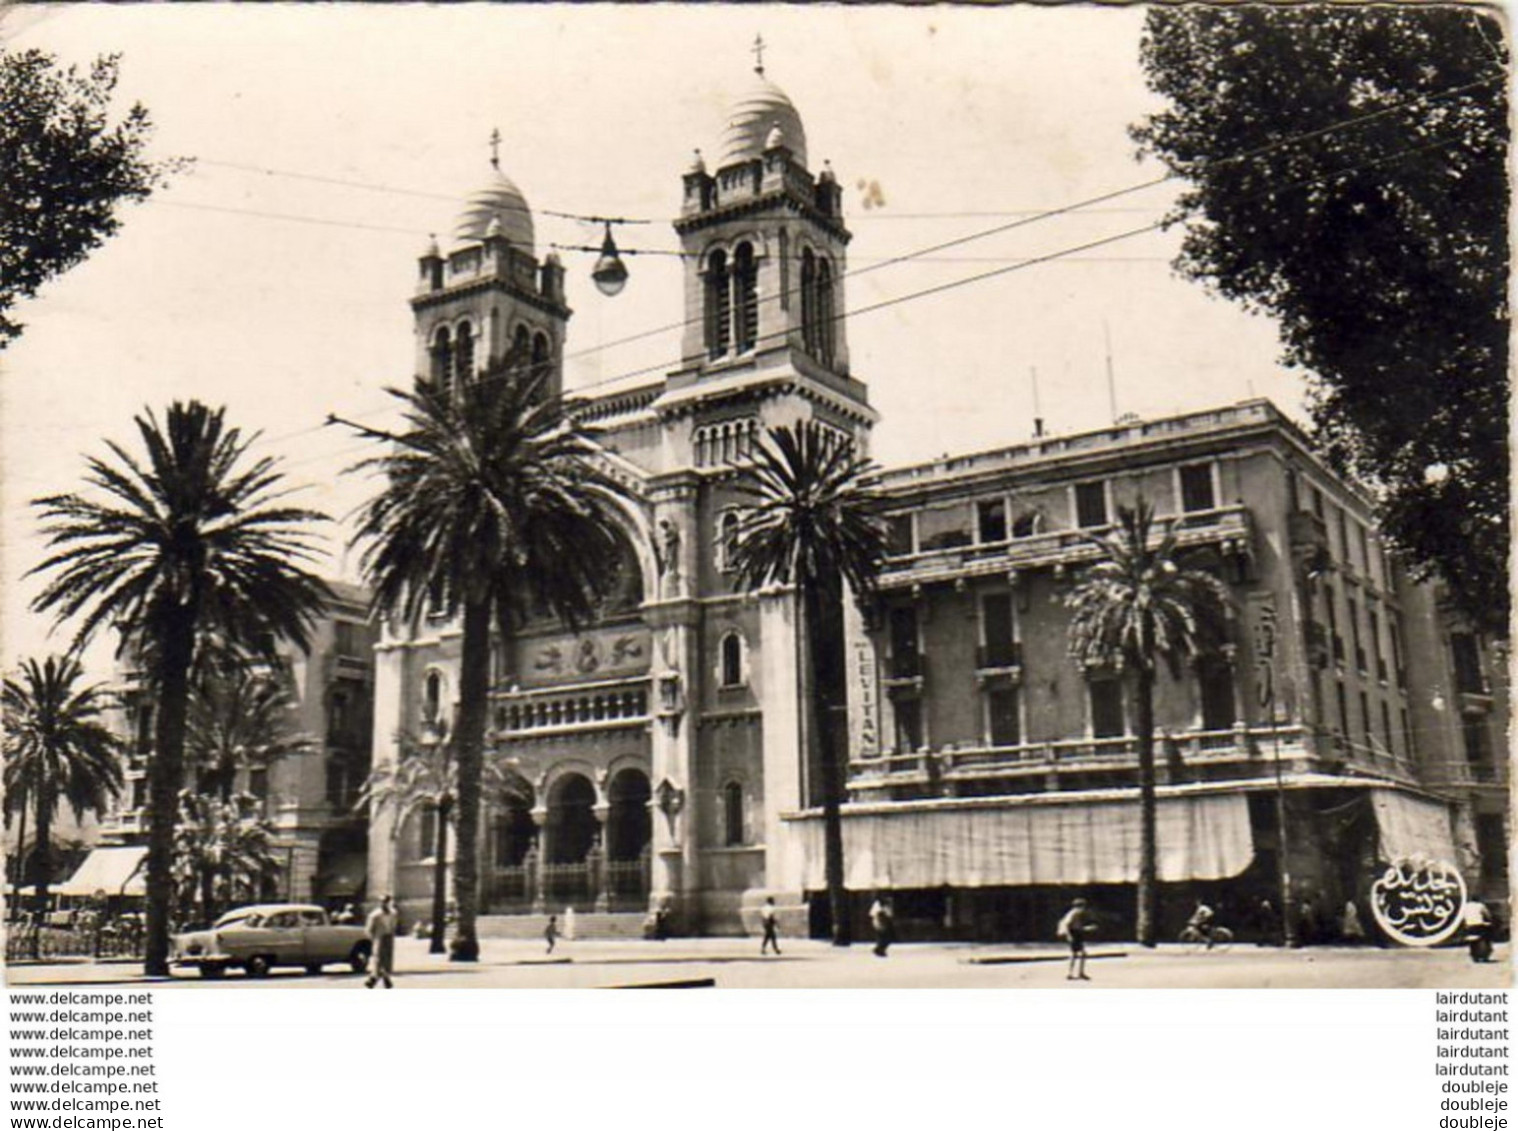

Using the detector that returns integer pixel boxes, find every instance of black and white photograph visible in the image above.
[1,1,1509,1010]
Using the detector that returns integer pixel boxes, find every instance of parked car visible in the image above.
[172,903,371,978]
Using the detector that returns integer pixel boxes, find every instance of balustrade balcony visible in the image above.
[847,723,1316,799]
[877,504,1254,592]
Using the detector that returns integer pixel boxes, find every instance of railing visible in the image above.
[877,505,1254,590]
[5,922,144,963]
[604,856,651,912]
[976,641,1022,670]
[542,862,595,911]
[483,865,534,913]
[849,725,1314,791]
[885,653,924,681]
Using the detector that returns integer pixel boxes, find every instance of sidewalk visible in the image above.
[5,936,1509,990]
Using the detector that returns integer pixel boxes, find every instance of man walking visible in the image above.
[869,895,894,957]
[1058,897,1093,981]
[365,895,398,989]
[759,897,782,955]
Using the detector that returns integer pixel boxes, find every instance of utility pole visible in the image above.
[1102,319,1118,424]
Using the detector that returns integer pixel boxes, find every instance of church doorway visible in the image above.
[605,768,651,910]
[543,773,597,910]
[606,768,651,861]
[484,775,536,912]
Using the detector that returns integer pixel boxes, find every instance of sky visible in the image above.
[1,3,1303,675]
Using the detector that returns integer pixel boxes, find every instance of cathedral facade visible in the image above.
[367,65,1508,942]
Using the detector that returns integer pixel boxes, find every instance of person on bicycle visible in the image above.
[1187,899,1217,948]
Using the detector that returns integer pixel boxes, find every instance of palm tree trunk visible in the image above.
[449,597,492,962]
[144,613,196,976]
[30,797,52,960]
[1134,665,1159,947]
[804,582,851,947]
[430,797,450,955]
[11,802,27,928]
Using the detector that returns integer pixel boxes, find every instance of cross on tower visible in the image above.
[489,127,501,169]
[751,34,766,75]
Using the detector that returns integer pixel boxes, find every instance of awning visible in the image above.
[1370,789,1458,864]
[56,847,148,897]
[316,852,368,898]
[790,793,1254,890]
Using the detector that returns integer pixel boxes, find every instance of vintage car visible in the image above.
[172,903,371,978]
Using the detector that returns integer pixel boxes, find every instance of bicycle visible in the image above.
[1178,923,1234,952]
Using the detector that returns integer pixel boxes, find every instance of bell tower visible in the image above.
[668,58,863,418]
[411,134,571,398]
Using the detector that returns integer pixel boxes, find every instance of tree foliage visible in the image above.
[0,48,174,346]
[1131,7,1509,633]
[349,361,631,960]
[1065,503,1232,946]
[173,792,281,926]
[30,401,330,975]
[2,655,124,933]
[728,422,887,946]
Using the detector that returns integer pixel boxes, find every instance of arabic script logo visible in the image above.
[1368,856,1467,947]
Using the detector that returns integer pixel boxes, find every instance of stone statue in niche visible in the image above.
[655,518,682,597]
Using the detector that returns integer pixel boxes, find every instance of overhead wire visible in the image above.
[233,72,1504,450]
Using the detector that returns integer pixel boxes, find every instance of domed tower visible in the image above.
[669,51,869,440]
[412,138,570,399]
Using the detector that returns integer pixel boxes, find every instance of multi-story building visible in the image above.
[368,61,1507,941]
[99,580,376,908]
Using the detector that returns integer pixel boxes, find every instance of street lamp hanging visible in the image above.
[591,221,629,297]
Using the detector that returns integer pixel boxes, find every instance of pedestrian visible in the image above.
[1057,897,1093,981]
[1462,898,1495,963]
[565,905,577,942]
[336,903,358,925]
[759,897,782,955]
[1296,897,1319,946]
[545,913,559,955]
[869,895,894,957]
[1340,900,1366,945]
[1255,897,1278,946]
[364,894,398,989]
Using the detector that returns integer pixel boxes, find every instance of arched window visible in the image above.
[531,332,551,389]
[423,671,443,726]
[816,257,835,366]
[705,249,731,359]
[453,322,474,388]
[513,324,530,364]
[734,242,758,353]
[720,632,744,687]
[800,249,817,355]
[719,511,741,572]
[430,326,453,395]
[722,781,744,846]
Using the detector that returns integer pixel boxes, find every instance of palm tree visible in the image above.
[30,401,330,975]
[356,732,532,954]
[355,730,456,954]
[346,362,629,961]
[2,656,124,954]
[184,664,312,803]
[727,422,886,947]
[1064,500,1231,947]
[173,791,281,925]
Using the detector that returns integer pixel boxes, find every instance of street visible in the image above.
[6,936,1510,990]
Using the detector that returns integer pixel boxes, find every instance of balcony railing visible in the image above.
[848,724,1314,794]
[975,641,1022,671]
[883,653,926,684]
[878,505,1254,591]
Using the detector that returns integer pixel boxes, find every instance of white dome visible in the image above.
[452,166,535,253]
[717,73,808,170]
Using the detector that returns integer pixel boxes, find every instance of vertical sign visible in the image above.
[843,597,881,760]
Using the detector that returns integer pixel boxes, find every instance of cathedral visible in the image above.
[367,60,1508,943]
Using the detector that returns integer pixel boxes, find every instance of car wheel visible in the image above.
[245,954,272,978]
[349,942,371,974]
[199,964,226,980]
